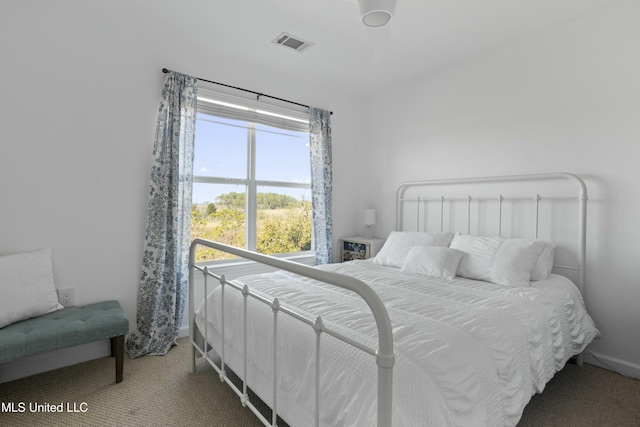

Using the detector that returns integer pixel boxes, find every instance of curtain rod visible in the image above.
[162,68,332,115]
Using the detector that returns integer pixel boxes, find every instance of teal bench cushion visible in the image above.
[0,300,129,364]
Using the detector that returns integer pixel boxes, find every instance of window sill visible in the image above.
[193,251,315,282]
[197,251,316,269]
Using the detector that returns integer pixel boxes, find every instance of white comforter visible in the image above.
[195,260,599,427]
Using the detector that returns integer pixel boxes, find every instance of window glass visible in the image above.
[194,113,247,179]
[256,186,312,255]
[191,182,246,262]
[191,95,312,263]
[255,124,310,183]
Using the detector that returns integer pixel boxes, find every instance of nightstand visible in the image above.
[340,237,386,262]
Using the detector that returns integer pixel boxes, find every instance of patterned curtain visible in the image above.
[309,107,333,264]
[126,71,198,358]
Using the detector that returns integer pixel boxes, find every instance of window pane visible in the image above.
[256,186,312,255]
[255,124,310,183]
[191,183,246,262]
[194,113,247,179]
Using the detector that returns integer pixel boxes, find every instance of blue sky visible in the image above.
[192,114,311,204]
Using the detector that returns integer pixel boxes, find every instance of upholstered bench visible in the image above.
[0,300,129,383]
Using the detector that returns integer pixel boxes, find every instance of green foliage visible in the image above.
[257,204,312,254]
[191,204,203,221]
[257,192,304,209]
[214,191,305,210]
[215,192,245,210]
[191,192,312,262]
[190,206,245,261]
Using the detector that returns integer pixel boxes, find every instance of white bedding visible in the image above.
[195,260,599,427]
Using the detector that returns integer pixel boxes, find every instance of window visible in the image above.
[191,89,312,262]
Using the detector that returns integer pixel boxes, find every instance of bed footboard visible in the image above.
[188,238,395,427]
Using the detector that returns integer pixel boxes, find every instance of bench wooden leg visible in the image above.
[110,335,124,383]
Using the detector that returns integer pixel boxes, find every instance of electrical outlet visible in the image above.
[57,288,75,307]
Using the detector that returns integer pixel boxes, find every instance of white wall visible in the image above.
[0,1,362,377]
[359,2,640,377]
[3,0,638,382]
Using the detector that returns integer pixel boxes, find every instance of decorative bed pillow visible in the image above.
[0,248,64,329]
[401,246,465,280]
[530,243,555,281]
[449,234,547,287]
[374,231,454,268]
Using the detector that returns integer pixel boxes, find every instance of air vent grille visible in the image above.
[272,32,314,53]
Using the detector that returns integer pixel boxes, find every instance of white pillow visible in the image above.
[531,243,555,281]
[401,246,465,280]
[450,234,546,287]
[0,249,64,329]
[374,231,454,268]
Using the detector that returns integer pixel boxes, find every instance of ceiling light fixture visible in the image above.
[358,0,397,27]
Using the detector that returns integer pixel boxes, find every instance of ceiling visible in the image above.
[151,0,626,97]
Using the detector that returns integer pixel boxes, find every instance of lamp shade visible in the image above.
[359,0,397,27]
[364,209,377,226]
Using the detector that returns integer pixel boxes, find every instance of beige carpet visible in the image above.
[0,338,262,427]
[519,360,640,427]
[1,338,638,426]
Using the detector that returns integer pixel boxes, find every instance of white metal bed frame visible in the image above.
[188,172,588,427]
[188,240,395,427]
[396,172,588,294]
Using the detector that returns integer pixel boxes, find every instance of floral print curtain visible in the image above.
[126,71,198,358]
[309,107,333,264]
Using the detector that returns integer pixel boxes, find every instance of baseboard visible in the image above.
[583,350,640,379]
[178,325,190,339]
[0,339,111,384]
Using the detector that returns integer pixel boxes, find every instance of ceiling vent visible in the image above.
[272,32,314,53]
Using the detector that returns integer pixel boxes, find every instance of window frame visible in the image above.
[193,88,314,264]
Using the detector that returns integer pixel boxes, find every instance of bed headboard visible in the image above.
[395,173,588,292]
